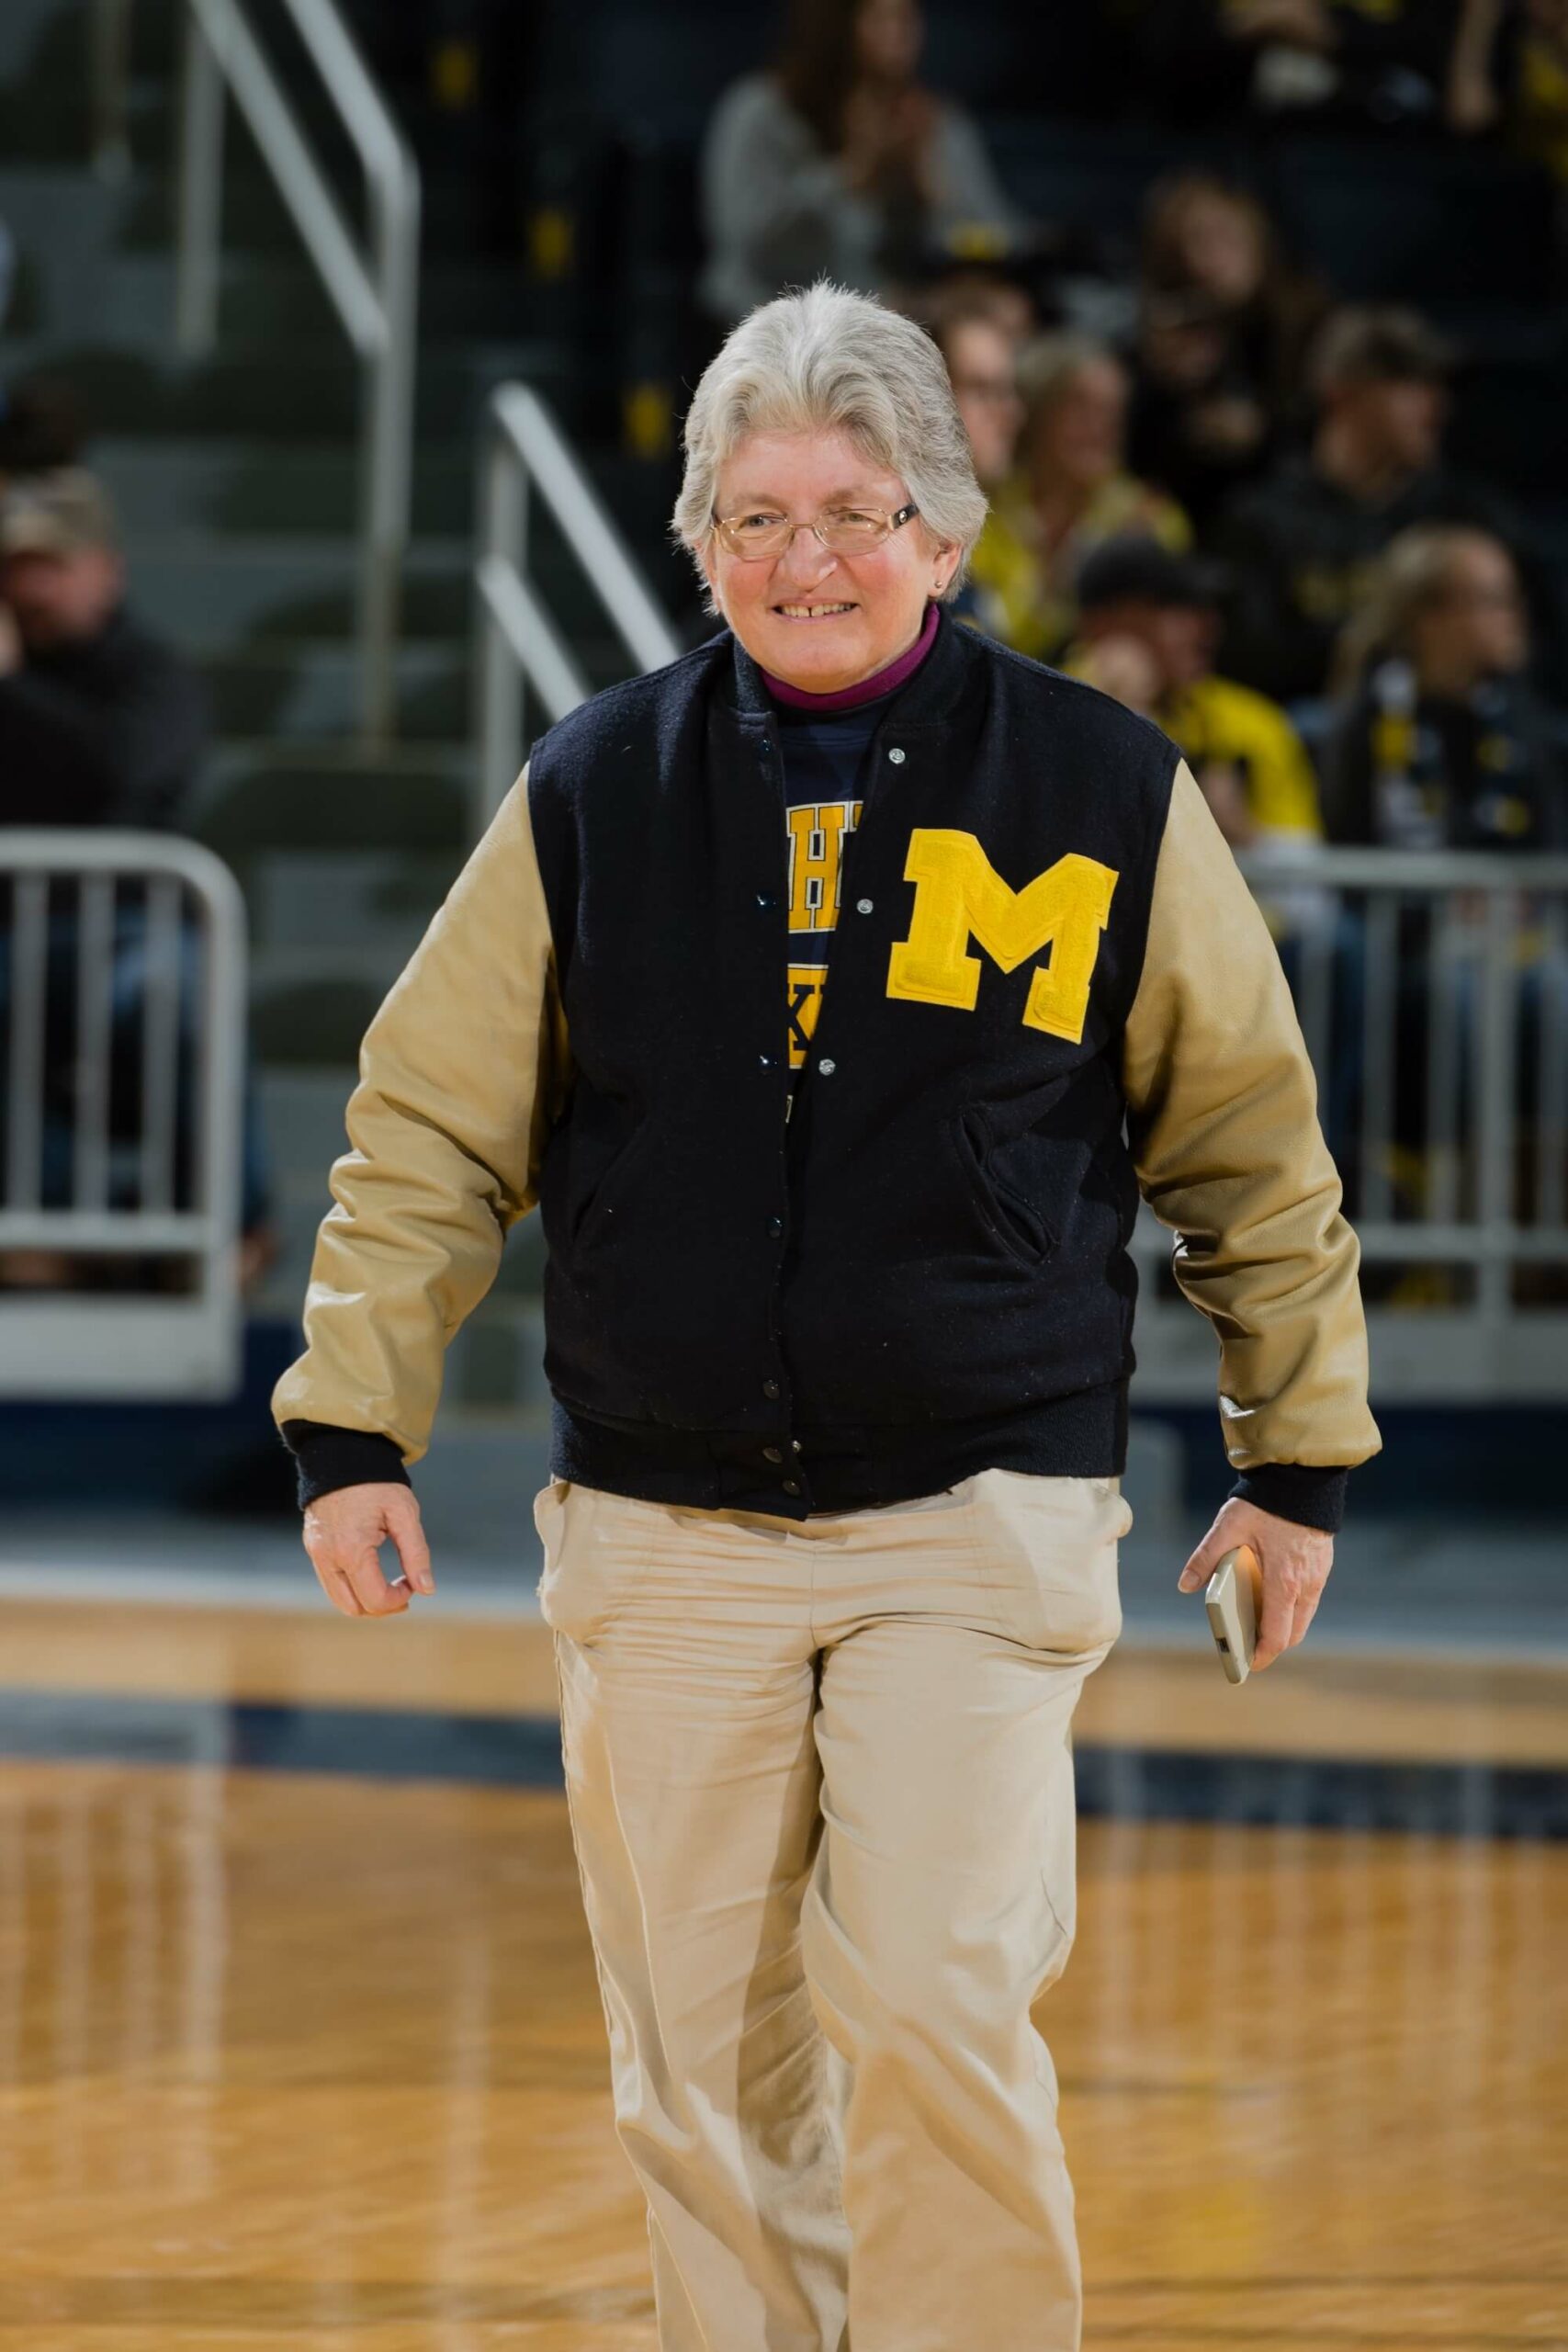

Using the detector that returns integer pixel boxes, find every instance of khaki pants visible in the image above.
[533,1465,1133,2352]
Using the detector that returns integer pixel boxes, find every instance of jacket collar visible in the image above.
[721,600,980,732]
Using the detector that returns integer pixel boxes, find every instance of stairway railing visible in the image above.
[91,0,420,743]
[475,382,681,833]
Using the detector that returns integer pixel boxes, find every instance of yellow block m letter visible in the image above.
[886,831,1118,1042]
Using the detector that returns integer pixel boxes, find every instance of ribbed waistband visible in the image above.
[548,1382,1130,1521]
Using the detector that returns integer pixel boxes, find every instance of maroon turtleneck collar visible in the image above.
[761,600,940,712]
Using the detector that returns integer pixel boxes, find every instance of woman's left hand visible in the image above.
[1177,1497,1334,1670]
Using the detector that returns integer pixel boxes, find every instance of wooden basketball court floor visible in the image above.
[2,1590,1565,2351]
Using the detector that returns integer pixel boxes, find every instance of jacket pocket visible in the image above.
[570,1117,655,1254]
[949,1101,1060,1269]
[538,1082,653,1258]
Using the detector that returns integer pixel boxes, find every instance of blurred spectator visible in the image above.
[1415,0,1568,139]
[1219,305,1529,704]
[0,215,14,331]
[1067,535,1358,1162]
[0,471,208,831]
[919,264,1039,356]
[1133,0,1482,130]
[1444,0,1511,129]
[966,333,1191,662]
[1325,524,1568,847]
[929,288,1028,640]
[1470,0,1568,169]
[699,0,1022,323]
[1322,520,1568,1242]
[1069,535,1325,854]
[1130,173,1326,535]
[927,287,1026,490]
[0,471,276,1292]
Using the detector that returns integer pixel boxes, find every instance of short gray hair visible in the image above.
[671,279,988,609]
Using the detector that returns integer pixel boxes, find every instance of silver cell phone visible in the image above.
[1204,1545,1261,1683]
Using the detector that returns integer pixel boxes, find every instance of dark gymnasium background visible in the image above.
[0,2,1564,2346]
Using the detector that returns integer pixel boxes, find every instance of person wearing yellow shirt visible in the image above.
[1065,533,1324,854]
[965,336,1192,662]
[1064,533,1366,1175]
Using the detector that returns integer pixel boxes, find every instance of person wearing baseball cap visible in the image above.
[1217,303,1540,702]
[0,467,209,833]
[1067,533,1324,859]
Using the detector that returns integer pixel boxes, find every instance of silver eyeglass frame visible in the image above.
[708,502,921,560]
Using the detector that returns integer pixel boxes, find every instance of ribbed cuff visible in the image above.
[280,1419,411,1512]
[1230,1462,1350,1534]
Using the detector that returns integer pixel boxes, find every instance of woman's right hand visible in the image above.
[302,1483,434,1617]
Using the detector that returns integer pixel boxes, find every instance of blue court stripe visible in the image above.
[2,1688,1565,1837]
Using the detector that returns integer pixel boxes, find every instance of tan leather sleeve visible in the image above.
[1121,760,1382,1472]
[269,765,570,1466]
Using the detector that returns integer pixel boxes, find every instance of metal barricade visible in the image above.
[0,831,248,1399]
[1131,847,1568,1402]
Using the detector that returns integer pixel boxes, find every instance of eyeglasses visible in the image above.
[709,502,919,560]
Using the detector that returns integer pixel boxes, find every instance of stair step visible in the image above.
[0,74,162,167]
[3,0,179,98]
[248,970,393,1064]
[124,534,469,649]
[191,745,472,860]
[90,250,542,354]
[91,435,692,649]
[252,1061,546,1317]
[0,167,130,327]
[0,334,578,441]
[199,641,470,741]
[254,1065,355,1171]
[0,0,101,84]
[248,844,462,955]
[118,155,484,258]
[95,435,475,538]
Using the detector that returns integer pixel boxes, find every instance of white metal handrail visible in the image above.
[475,382,682,831]
[91,0,420,742]
[0,831,248,1399]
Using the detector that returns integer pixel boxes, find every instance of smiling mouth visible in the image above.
[773,602,857,619]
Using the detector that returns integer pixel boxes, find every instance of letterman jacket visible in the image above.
[274,607,1381,1525]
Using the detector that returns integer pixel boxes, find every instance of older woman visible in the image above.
[274,283,1379,2352]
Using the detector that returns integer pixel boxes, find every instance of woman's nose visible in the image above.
[773,526,840,586]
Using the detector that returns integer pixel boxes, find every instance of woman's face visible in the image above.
[855,0,923,81]
[1173,193,1264,307]
[946,319,1024,488]
[1414,537,1528,686]
[702,426,959,693]
[1032,358,1127,492]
